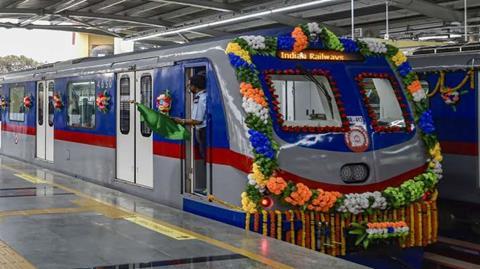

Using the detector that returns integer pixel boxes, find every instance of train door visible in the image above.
[36,80,55,162]
[45,81,54,162]
[135,71,154,187]
[115,71,154,188]
[116,72,135,184]
[36,81,46,160]
[183,65,208,195]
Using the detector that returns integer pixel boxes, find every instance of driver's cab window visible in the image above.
[362,77,406,128]
[271,74,342,127]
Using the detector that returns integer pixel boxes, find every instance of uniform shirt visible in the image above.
[192,90,207,129]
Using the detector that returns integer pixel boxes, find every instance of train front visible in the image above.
[227,24,442,261]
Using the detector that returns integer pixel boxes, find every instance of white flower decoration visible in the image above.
[307,22,322,35]
[240,35,266,50]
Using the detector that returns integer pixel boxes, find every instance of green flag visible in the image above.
[136,103,190,140]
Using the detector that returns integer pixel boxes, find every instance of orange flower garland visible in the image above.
[292,27,308,53]
[307,189,342,212]
[240,82,268,107]
[266,176,288,195]
[285,183,312,206]
[407,80,422,94]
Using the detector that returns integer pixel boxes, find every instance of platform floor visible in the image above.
[0,156,367,269]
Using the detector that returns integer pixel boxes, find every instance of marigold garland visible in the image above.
[226,22,441,254]
[292,27,308,53]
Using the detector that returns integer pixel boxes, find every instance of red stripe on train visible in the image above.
[153,141,182,159]
[440,141,478,156]
[1,124,429,193]
[2,123,36,135]
[54,130,116,148]
[207,146,427,193]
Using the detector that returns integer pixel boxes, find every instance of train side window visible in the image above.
[9,85,25,122]
[361,78,406,128]
[140,74,152,137]
[271,74,342,127]
[119,76,130,135]
[67,81,96,129]
[38,82,44,126]
[48,82,54,127]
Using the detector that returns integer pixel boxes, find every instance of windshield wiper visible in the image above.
[296,64,334,119]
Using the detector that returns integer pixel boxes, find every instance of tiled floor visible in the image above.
[0,156,367,269]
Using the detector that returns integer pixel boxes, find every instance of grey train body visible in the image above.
[0,37,426,210]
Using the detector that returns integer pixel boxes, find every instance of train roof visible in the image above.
[0,27,292,83]
[409,42,480,72]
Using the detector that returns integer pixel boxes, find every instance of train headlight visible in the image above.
[340,164,369,183]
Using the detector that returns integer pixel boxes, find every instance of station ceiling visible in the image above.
[0,0,478,45]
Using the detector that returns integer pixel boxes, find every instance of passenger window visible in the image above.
[48,82,54,127]
[361,78,406,128]
[119,76,130,135]
[38,82,44,126]
[271,75,342,127]
[140,74,152,137]
[67,81,96,129]
[9,85,25,122]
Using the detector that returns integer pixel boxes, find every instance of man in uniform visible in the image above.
[174,73,207,158]
[173,73,207,194]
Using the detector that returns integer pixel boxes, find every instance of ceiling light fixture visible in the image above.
[127,0,338,41]
[56,0,87,13]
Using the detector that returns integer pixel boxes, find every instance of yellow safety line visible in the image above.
[124,216,195,240]
[2,163,293,269]
[0,239,36,269]
[13,173,48,184]
[0,207,91,218]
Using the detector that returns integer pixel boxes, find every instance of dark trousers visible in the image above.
[195,127,206,159]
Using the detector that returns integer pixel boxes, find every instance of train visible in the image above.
[410,45,480,234]
[0,23,441,268]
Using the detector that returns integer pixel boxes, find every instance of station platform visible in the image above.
[0,156,367,269]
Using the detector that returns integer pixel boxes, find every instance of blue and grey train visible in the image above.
[0,27,434,268]
[410,45,480,232]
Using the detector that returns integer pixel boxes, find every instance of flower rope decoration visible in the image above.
[356,73,413,133]
[263,69,349,133]
[225,22,443,215]
[96,90,111,113]
[349,221,410,249]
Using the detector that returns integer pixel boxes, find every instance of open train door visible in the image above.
[36,80,54,162]
[182,64,209,196]
[115,71,154,188]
